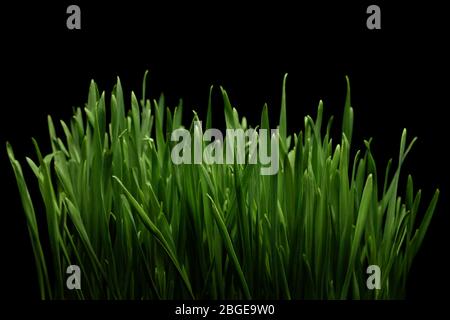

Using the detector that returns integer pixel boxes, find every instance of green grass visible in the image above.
[7,72,438,299]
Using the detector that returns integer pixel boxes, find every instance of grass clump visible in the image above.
[7,72,438,299]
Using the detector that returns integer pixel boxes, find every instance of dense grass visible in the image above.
[7,73,438,299]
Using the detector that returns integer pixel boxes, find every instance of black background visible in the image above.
[1,0,449,315]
